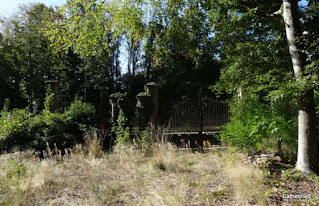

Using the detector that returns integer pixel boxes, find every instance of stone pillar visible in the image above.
[136,94,152,131]
[45,80,59,112]
[145,82,159,123]
[136,82,159,130]
[109,93,123,123]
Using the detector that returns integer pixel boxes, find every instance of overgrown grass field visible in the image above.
[1,140,318,206]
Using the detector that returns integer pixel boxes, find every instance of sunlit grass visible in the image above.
[0,141,274,205]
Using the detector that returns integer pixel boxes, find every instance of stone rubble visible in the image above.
[244,154,283,167]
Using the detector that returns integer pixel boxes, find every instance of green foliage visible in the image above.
[66,99,96,125]
[0,100,95,152]
[198,189,226,201]
[145,0,221,100]
[0,109,31,141]
[47,0,111,56]
[210,0,318,162]
[137,128,152,155]
[112,110,130,146]
[3,99,10,112]
[221,94,297,154]
[44,86,55,113]
[282,169,306,182]
[1,3,59,110]
[0,3,116,117]
[1,112,77,152]
[1,0,318,161]
[221,95,266,151]
[44,2,122,118]
[209,0,289,96]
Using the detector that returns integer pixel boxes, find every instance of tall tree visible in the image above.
[282,0,317,174]
[211,0,318,174]
[145,0,221,100]
[1,3,59,110]
[0,33,25,109]
[44,0,124,117]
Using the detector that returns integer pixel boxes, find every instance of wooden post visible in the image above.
[275,138,282,157]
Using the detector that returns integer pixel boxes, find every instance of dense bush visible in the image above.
[221,94,269,151]
[66,99,96,125]
[221,93,298,157]
[0,100,95,152]
[0,109,31,141]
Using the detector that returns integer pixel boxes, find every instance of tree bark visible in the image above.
[282,0,318,174]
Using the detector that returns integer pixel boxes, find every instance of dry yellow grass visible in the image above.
[0,144,270,206]
[218,148,268,206]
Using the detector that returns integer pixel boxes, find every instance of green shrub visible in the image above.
[221,94,268,151]
[44,86,55,113]
[1,112,82,152]
[221,93,297,156]
[112,110,130,146]
[0,109,31,140]
[137,128,152,155]
[66,99,96,125]
[0,100,96,153]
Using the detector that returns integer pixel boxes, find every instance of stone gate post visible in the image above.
[109,93,123,123]
[136,82,159,130]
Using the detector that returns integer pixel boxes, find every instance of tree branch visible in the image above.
[270,7,283,17]
[239,3,283,20]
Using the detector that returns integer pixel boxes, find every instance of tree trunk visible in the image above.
[282,0,318,174]
[237,87,243,100]
[297,89,317,173]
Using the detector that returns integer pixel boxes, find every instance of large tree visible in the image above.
[282,0,317,174]
[1,3,59,110]
[44,0,125,117]
[144,0,221,100]
[211,0,318,174]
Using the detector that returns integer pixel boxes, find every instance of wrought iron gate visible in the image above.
[167,97,228,134]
